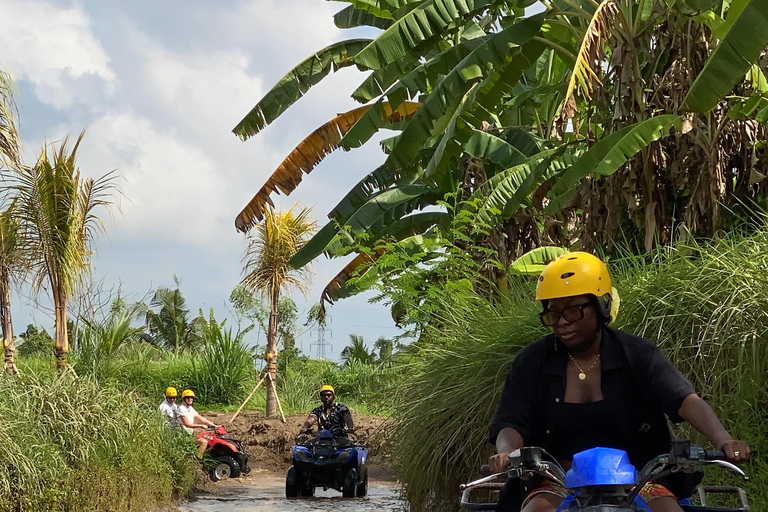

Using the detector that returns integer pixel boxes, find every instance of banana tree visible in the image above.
[232,0,768,306]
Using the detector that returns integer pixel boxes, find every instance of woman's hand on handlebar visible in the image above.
[718,439,751,464]
[488,452,511,473]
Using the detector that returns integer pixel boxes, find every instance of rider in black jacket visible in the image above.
[488,252,751,512]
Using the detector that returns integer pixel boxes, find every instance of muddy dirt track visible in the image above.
[179,411,404,511]
[179,475,403,512]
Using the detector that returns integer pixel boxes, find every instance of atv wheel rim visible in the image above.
[214,463,231,480]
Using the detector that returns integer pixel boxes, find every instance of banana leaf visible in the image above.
[353,0,494,70]
[329,0,396,19]
[233,39,372,140]
[334,5,394,28]
[235,102,419,231]
[508,246,569,275]
[290,185,434,267]
[474,149,570,222]
[682,0,768,113]
[545,115,682,214]
[385,14,545,169]
[343,38,488,147]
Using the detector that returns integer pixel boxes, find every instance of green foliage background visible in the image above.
[389,229,768,512]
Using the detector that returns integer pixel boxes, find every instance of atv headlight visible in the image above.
[333,449,354,463]
[294,448,311,462]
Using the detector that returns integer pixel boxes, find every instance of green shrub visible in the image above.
[191,328,257,405]
[0,371,195,512]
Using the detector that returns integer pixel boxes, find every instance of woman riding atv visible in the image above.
[488,252,751,512]
[299,385,354,438]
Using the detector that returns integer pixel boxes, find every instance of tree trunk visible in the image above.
[54,290,69,371]
[0,271,18,375]
[265,287,280,417]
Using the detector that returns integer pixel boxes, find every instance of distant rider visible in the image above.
[488,252,751,512]
[159,386,180,427]
[299,385,354,438]
[178,389,217,459]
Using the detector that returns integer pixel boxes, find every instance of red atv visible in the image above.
[198,426,251,481]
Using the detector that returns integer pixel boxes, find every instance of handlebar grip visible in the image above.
[480,464,491,476]
[704,450,726,461]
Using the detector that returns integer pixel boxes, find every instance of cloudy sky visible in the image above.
[0,0,406,360]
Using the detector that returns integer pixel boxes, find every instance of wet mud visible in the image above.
[179,475,404,512]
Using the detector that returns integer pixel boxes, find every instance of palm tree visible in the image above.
[0,202,27,375]
[340,333,375,365]
[0,68,24,375]
[14,131,119,370]
[240,205,315,417]
[0,67,21,170]
[143,278,204,353]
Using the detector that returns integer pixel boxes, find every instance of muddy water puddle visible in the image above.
[179,475,405,512]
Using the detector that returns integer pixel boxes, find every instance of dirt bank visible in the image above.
[202,410,396,481]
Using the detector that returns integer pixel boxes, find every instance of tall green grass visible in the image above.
[0,372,195,512]
[391,230,768,512]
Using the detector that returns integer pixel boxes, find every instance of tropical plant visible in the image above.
[340,333,375,365]
[142,278,204,353]
[192,318,257,405]
[231,0,768,316]
[73,297,146,378]
[13,131,119,370]
[0,202,28,375]
[240,205,316,417]
[0,66,21,170]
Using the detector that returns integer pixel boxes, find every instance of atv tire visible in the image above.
[357,469,368,497]
[342,468,358,498]
[286,467,299,498]
[211,456,240,481]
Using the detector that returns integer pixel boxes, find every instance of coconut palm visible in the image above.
[0,67,21,170]
[340,333,375,365]
[240,205,315,417]
[0,202,27,375]
[142,278,204,353]
[14,131,119,370]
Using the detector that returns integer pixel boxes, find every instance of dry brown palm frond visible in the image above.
[558,0,620,123]
[235,101,421,232]
[321,250,382,304]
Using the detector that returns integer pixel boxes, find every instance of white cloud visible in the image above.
[78,112,230,244]
[0,0,115,108]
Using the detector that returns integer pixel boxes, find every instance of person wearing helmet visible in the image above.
[159,386,180,427]
[299,384,354,438]
[178,389,217,459]
[488,252,751,512]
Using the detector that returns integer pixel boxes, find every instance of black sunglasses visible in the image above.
[539,302,593,327]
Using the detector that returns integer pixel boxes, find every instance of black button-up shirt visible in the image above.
[310,403,351,437]
[489,326,695,468]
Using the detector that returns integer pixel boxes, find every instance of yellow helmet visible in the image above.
[165,387,178,397]
[181,389,196,398]
[536,252,611,300]
[536,252,614,322]
[319,384,335,395]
